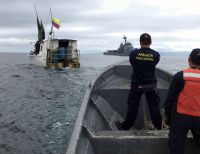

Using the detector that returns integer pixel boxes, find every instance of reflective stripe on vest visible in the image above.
[177,68,200,116]
[184,73,200,78]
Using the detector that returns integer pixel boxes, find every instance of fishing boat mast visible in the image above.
[34,4,45,42]
[49,9,54,39]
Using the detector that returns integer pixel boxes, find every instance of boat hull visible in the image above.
[28,54,46,67]
[66,60,200,154]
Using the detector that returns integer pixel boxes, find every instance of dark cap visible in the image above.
[190,48,200,66]
[140,33,152,45]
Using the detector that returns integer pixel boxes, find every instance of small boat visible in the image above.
[66,60,200,154]
[28,7,80,69]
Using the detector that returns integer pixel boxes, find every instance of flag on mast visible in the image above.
[52,17,61,29]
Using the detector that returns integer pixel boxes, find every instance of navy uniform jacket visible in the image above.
[164,71,184,118]
[129,47,160,85]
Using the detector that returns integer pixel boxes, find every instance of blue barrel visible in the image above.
[58,47,65,60]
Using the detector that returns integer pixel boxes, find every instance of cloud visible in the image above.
[0,38,32,45]
[0,0,200,53]
[0,37,33,53]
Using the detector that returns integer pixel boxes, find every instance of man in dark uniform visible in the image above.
[164,49,200,154]
[115,33,162,130]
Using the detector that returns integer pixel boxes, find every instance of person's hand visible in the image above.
[165,116,171,127]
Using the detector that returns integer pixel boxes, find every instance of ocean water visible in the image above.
[0,53,188,154]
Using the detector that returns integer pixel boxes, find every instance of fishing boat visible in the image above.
[66,60,200,154]
[28,7,80,69]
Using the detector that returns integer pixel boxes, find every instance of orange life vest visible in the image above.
[177,68,200,116]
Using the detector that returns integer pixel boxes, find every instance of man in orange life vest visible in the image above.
[164,49,200,154]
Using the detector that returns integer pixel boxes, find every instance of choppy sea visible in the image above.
[0,53,188,154]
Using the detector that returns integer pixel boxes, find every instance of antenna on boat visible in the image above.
[123,35,127,44]
[34,4,38,18]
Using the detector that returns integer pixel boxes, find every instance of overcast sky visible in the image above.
[0,0,200,53]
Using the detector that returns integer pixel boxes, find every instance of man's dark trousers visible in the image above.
[122,83,162,130]
[169,112,200,154]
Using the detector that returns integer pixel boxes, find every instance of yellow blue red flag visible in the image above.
[52,17,61,29]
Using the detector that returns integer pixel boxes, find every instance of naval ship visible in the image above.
[103,36,134,56]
